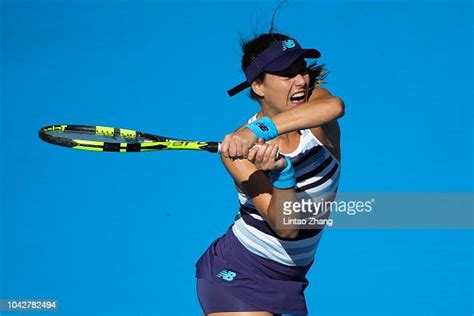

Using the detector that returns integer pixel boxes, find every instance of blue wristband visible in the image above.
[270,156,296,189]
[245,116,278,141]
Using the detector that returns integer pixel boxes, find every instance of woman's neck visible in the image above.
[257,106,279,119]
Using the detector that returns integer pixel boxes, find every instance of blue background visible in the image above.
[1,0,472,315]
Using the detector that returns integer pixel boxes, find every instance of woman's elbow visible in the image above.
[332,97,345,119]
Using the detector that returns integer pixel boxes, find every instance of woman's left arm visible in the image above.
[220,87,344,159]
[272,87,345,134]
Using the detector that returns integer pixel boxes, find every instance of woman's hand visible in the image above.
[247,138,287,171]
[220,128,258,159]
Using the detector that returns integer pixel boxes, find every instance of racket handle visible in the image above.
[202,142,220,153]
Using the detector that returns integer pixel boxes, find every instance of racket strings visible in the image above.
[46,131,140,144]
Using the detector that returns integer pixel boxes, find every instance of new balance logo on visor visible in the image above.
[256,123,269,132]
[282,39,296,51]
[216,269,237,281]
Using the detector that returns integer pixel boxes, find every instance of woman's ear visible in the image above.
[251,81,264,98]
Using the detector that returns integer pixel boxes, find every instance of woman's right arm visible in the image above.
[220,141,299,239]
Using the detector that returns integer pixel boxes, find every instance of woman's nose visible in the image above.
[293,74,306,86]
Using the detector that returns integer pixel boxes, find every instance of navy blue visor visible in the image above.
[227,38,321,97]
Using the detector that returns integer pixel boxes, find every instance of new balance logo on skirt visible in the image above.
[216,269,237,281]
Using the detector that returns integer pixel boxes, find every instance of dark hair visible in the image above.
[240,33,328,100]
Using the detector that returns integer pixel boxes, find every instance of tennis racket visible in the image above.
[38,124,221,153]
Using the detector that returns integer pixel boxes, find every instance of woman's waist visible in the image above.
[217,224,315,281]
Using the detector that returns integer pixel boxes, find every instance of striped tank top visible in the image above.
[232,114,341,267]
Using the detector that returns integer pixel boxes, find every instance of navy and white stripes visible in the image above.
[232,117,340,267]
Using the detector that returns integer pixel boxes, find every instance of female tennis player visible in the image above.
[195,32,344,316]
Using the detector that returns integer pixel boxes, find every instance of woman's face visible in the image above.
[252,57,310,113]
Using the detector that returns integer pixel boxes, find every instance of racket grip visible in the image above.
[203,142,220,153]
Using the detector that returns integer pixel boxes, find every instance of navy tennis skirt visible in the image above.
[195,225,313,315]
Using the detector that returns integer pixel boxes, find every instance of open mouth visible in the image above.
[289,91,307,104]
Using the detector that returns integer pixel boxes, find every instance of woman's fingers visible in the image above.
[228,136,237,158]
[251,142,282,171]
[274,154,287,170]
[220,130,258,159]
[233,134,243,158]
[220,134,232,158]
[261,143,278,169]
[255,143,268,163]
[223,134,282,171]
[261,142,275,167]
[269,143,280,164]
